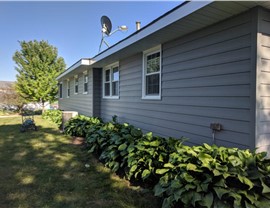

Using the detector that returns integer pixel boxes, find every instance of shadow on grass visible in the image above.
[0,118,161,208]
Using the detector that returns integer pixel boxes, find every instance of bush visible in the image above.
[87,116,143,173]
[154,144,270,208]
[65,115,270,208]
[64,115,102,137]
[126,133,184,186]
[42,109,62,128]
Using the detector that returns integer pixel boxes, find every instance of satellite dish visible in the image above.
[99,15,128,52]
[101,16,112,36]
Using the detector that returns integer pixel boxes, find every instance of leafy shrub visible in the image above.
[126,133,184,186]
[65,115,270,208]
[87,116,143,173]
[42,109,62,127]
[154,143,270,208]
[64,115,102,137]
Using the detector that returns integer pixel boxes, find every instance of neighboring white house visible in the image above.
[57,1,270,154]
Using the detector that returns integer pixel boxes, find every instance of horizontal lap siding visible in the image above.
[59,69,93,116]
[257,8,270,153]
[100,11,253,148]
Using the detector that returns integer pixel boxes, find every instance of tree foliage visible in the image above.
[13,40,65,111]
[0,83,26,112]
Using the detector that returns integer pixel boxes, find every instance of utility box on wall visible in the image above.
[61,111,78,131]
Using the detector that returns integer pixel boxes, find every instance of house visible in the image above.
[57,1,270,154]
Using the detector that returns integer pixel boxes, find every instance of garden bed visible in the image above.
[63,115,270,208]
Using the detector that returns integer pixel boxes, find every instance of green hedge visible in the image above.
[65,115,270,208]
[42,109,62,128]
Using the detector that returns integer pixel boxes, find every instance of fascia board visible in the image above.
[93,1,213,63]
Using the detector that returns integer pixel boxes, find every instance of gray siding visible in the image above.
[93,68,102,117]
[59,68,93,116]
[256,8,270,153]
[100,11,253,148]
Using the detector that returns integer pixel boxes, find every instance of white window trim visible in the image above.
[74,75,79,95]
[142,45,162,100]
[103,62,120,99]
[83,71,88,94]
[66,79,70,98]
[59,82,63,99]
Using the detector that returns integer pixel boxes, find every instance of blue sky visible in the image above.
[0,1,181,81]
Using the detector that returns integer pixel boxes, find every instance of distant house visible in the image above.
[57,1,270,154]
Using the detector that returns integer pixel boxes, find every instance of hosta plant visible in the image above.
[63,114,270,208]
[87,116,143,173]
[154,143,270,208]
[64,115,102,137]
[126,133,185,186]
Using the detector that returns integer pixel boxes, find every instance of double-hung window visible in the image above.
[103,63,119,99]
[74,75,79,94]
[142,46,161,100]
[83,71,88,94]
[59,82,63,99]
[67,79,70,98]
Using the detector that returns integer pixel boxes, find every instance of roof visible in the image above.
[57,1,270,80]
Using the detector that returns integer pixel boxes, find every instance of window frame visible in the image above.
[103,62,120,99]
[83,71,88,94]
[59,82,63,99]
[142,45,162,100]
[74,75,79,95]
[66,79,70,98]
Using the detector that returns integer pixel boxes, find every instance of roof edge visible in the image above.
[57,58,93,80]
[92,0,213,63]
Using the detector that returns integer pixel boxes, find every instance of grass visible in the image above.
[0,109,17,116]
[0,116,161,208]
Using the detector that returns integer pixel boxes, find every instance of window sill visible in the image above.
[103,96,120,100]
[142,95,161,100]
[83,92,88,95]
[74,93,78,95]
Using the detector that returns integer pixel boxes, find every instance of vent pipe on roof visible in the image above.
[136,21,141,31]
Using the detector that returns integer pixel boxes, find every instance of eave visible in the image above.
[57,58,93,80]
[57,1,270,78]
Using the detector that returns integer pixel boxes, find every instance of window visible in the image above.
[104,69,110,96]
[67,79,70,98]
[112,66,119,96]
[103,63,119,98]
[59,82,63,99]
[83,71,88,94]
[142,46,161,99]
[74,75,79,94]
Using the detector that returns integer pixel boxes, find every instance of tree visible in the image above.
[13,40,66,112]
[1,84,26,113]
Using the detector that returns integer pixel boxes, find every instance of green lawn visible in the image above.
[0,116,160,208]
